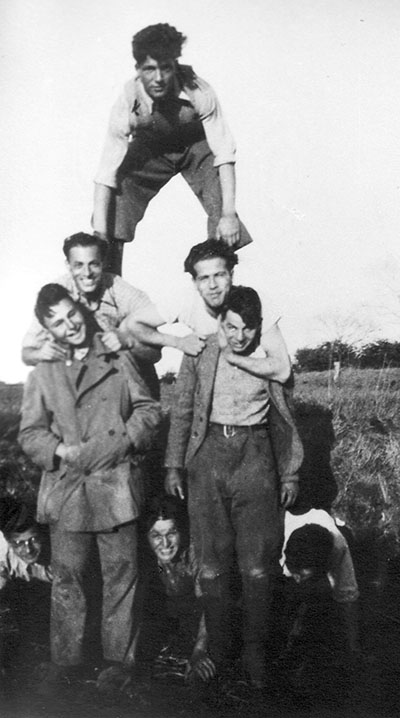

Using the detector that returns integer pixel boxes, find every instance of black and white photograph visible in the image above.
[1,1,400,716]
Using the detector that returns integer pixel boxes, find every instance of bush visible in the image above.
[294,341,357,372]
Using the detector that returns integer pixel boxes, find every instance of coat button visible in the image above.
[108,429,115,436]
[84,469,91,476]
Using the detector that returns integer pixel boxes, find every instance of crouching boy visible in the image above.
[0,496,51,686]
[279,509,360,697]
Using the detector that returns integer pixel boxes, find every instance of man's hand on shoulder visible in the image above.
[22,342,67,365]
[216,213,240,247]
[102,330,122,352]
[175,333,206,357]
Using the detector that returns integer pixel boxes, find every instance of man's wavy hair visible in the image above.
[62,232,108,262]
[184,239,238,278]
[132,23,186,65]
[221,285,262,331]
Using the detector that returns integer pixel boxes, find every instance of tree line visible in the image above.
[294,340,400,373]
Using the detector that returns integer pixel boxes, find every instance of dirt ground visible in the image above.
[2,569,400,718]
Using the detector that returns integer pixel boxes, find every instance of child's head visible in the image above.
[284,524,333,584]
[145,495,187,566]
[0,496,42,565]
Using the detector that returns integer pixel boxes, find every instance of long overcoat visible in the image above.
[19,337,162,532]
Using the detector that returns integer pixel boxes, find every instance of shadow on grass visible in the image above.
[294,400,337,513]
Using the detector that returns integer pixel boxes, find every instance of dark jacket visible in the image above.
[164,335,303,482]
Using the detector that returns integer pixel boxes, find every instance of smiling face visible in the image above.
[220,309,259,354]
[192,257,233,316]
[43,298,86,347]
[137,55,177,100]
[147,518,181,565]
[9,527,42,565]
[67,245,103,296]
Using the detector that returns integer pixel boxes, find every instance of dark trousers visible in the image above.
[187,425,282,667]
[50,522,139,667]
[106,138,252,275]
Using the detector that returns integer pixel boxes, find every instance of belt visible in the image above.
[208,423,268,438]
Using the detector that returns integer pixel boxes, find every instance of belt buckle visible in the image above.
[223,425,236,438]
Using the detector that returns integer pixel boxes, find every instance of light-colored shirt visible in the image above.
[22,272,156,354]
[210,347,270,425]
[159,283,280,337]
[281,509,360,604]
[95,65,236,189]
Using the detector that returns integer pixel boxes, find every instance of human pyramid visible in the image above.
[0,23,360,703]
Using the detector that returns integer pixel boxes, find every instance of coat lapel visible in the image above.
[198,335,220,416]
[74,337,117,403]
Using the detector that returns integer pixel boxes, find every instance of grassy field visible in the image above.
[294,367,400,544]
[160,368,400,544]
[2,369,400,715]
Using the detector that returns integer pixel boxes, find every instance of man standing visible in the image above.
[93,23,252,274]
[164,286,303,688]
[19,284,162,695]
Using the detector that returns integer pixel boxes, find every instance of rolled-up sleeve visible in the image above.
[94,89,132,188]
[191,78,236,167]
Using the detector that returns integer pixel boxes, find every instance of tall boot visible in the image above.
[200,574,234,674]
[241,574,272,688]
[105,239,124,276]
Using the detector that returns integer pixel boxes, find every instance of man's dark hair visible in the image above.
[184,239,238,278]
[285,524,334,576]
[132,23,186,65]
[220,285,262,330]
[0,496,37,540]
[34,283,74,326]
[62,232,108,261]
[143,494,186,533]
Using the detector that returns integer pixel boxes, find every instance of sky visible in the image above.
[1,0,400,382]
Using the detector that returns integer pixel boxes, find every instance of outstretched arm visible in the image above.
[123,307,206,357]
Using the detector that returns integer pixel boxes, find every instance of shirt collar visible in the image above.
[134,72,190,114]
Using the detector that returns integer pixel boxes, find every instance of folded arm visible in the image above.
[221,322,291,383]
